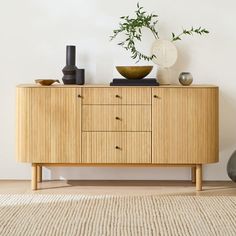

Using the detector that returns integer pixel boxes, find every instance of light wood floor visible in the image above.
[0,180,235,196]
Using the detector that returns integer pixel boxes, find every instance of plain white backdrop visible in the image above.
[0,0,235,180]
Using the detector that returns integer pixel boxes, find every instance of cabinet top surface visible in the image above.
[17,84,218,88]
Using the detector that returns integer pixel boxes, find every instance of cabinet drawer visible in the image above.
[82,105,151,131]
[82,88,151,105]
[82,132,151,163]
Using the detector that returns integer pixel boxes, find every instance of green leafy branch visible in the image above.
[110,3,159,63]
[171,27,209,41]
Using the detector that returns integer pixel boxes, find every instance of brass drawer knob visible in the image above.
[153,95,159,98]
[115,94,121,98]
[115,117,121,120]
[115,146,121,150]
[77,94,82,98]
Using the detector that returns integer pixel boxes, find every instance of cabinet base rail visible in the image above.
[31,163,202,191]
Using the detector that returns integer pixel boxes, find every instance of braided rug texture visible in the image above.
[0,195,235,236]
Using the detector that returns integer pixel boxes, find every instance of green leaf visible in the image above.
[110,2,161,62]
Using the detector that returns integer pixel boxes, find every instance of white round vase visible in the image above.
[152,39,178,85]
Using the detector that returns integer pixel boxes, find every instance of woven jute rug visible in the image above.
[0,195,235,236]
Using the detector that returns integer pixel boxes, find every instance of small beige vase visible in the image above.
[157,68,172,85]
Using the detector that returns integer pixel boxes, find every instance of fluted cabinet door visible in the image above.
[152,88,219,164]
[16,88,82,163]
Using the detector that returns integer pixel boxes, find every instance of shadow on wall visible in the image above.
[78,53,93,83]
[45,167,190,181]
[170,44,191,84]
[219,91,236,152]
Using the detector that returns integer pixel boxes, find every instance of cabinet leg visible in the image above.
[196,164,202,191]
[37,165,42,183]
[191,166,196,183]
[32,164,37,190]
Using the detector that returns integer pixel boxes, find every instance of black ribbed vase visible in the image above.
[62,45,77,84]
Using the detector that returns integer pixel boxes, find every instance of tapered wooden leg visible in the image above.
[32,164,37,190]
[196,164,202,191]
[37,166,42,183]
[191,166,196,183]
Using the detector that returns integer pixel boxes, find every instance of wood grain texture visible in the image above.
[16,85,219,191]
[16,88,31,163]
[191,166,196,183]
[196,164,202,191]
[82,132,151,164]
[16,88,82,163]
[82,105,151,131]
[82,88,151,104]
[17,86,219,168]
[37,166,42,183]
[32,164,37,190]
[36,163,196,167]
[17,84,218,88]
[152,88,219,164]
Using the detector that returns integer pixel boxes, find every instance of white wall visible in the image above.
[0,0,235,180]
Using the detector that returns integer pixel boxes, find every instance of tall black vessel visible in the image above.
[62,45,77,84]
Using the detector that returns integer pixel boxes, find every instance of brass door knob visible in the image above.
[115,95,121,98]
[153,95,159,98]
[115,117,121,120]
[115,146,121,149]
[77,94,82,98]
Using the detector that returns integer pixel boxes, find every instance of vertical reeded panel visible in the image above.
[82,87,151,104]
[49,88,81,163]
[82,105,151,131]
[152,88,219,164]
[17,85,219,166]
[16,88,82,163]
[82,132,151,163]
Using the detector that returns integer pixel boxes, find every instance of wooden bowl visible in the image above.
[116,66,153,80]
[35,79,60,86]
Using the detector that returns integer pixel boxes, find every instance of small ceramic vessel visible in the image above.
[179,72,193,86]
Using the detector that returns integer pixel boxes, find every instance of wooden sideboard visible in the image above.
[16,84,219,191]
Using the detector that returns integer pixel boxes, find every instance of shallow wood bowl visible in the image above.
[35,79,60,86]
